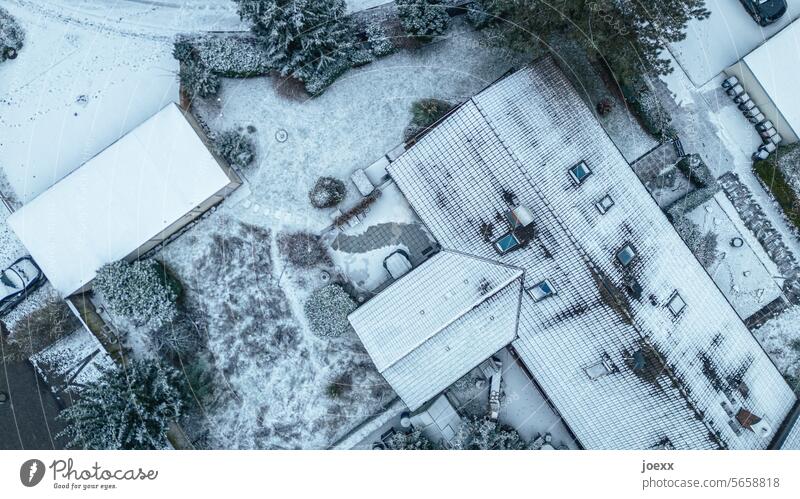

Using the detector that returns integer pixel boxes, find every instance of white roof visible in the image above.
[744,18,800,138]
[386,59,797,448]
[349,251,523,410]
[8,103,233,296]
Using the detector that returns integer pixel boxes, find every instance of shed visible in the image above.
[8,103,241,296]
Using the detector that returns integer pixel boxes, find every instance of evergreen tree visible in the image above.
[94,260,180,331]
[449,416,526,450]
[178,59,220,98]
[481,0,708,80]
[308,176,346,208]
[213,129,256,169]
[396,0,449,41]
[0,7,24,61]
[233,0,354,83]
[58,360,185,449]
[383,428,436,450]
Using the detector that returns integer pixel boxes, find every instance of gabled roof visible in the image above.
[385,58,796,449]
[349,251,523,410]
[8,103,236,296]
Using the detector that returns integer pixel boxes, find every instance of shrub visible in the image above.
[277,232,332,268]
[396,0,449,42]
[151,313,202,357]
[325,372,352,398]
[0,7,24,62]
[673,216,718,268]
[303,57,352,96]
[304,284,357,337]
[94,259,180,331]
[676,154,715,189]
[179,59,220,98]
[172,37,196,63]
[333,190,381,227]
[383,428,436,450]
[365,20,395,57]
[213,129,256,169]
[449,416,526,450]
[404,98,453,140]
[58,359,185,449]
[309,176,346,209]
[754,156,800,231]
[2,299,82,361]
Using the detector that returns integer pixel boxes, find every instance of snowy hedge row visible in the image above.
[0,7,24,62]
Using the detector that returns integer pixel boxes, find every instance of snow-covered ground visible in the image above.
[669,0,800,86]
[686,192,783,319]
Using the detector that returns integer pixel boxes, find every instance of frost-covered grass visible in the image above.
[156,210,394,449]
[754,307,800,388]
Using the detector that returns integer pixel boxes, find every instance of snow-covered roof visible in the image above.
[744,18,800,138]
[384,58,797,449]
[349,250,523,410]
[778,412,800,449]
[8,103,235,296]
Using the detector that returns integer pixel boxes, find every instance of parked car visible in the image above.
[739,0,787,26]
[0,256,43,315]
[383,250,412,280]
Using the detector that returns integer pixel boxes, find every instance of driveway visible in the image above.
[669,0,800,86]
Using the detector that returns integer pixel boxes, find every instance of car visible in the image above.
[0,256,43,316]
[383,250,413,280]
[739,0,787,26]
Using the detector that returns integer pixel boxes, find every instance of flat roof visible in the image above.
[744,18,800,137]
[8,103,233,296]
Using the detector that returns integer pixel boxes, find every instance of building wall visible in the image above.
[726,61,799,144]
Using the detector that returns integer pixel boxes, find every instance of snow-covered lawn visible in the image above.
[754,307,800,384]
[686,192,783,319]
[669,0,800,86]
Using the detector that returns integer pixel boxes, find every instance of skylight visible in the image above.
[616,244,636,267]
[595,194,614,214]
[568,161,592,184]
[527,279,555,302]
[585,357,614,380]
[667,291,686,317]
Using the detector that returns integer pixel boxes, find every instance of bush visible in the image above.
[213,129,256,169]
[304,284,357,337]
[94,259,180,331]
[172,37,196,63]
[383,428,436,450]
[754,155,800,231]
[676,154,715,189]
[151,313,202,357]
[277,232,332,268]
[0,7,24,62]
[365,20,395,57]
[309,176,346,208]
[303,57,352,96]
[449,416,526,450]
[396,0,449,42]
[673,216,718,268]
[179,59,220,98]
[58,359,185,449]
[2,299,82,361]
[404,98,453,140]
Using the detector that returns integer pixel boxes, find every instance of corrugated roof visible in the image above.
[384,58,797,448]
[349,250,523,410]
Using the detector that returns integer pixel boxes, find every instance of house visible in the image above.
[726,18,800,144]
[8,103,241,297]
[349,58,797,449]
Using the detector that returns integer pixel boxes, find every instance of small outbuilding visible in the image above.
[8,103,241,296]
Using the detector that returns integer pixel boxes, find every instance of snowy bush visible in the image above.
[349,46,375,67]
[151,313,202,357]
[309,176,346,208]
[179,59,220,98]
[383,428,436,450]
[2,299,81,362]
[466,0,501,29]
[172,37,196,63]
[58,360,185,449]
[213,129,256,169]
[676,154,715,189]
[94,260,180,331]
[277,231,332,268]
[0,7,24,62]
[449,416,526,450]
[404,98,453,140]
[673,216,718,268]
[629,86,675,140]
[396,0,449,42]
[194,34,272,77]
[754,145,800,231]
[303,284,356,337]
[234,0,356,91]
[365,19,395,57]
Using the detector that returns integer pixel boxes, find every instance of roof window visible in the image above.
[616,244,636,267]
[595,194,614,214]
[667,291,686,317]
[526,279,555,302]
[569,161,592,184]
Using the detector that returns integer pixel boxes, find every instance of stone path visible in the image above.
[332,222,437,266]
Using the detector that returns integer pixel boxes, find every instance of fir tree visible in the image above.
[213,129,256,169]
[0,7,25,61]
[58,360,185,450]
[383,428,436,450]
[233,0,355,83]
[94,260,180,331]
[396,0,449,42]
[482,0,708,80]
[178,59,220,98]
